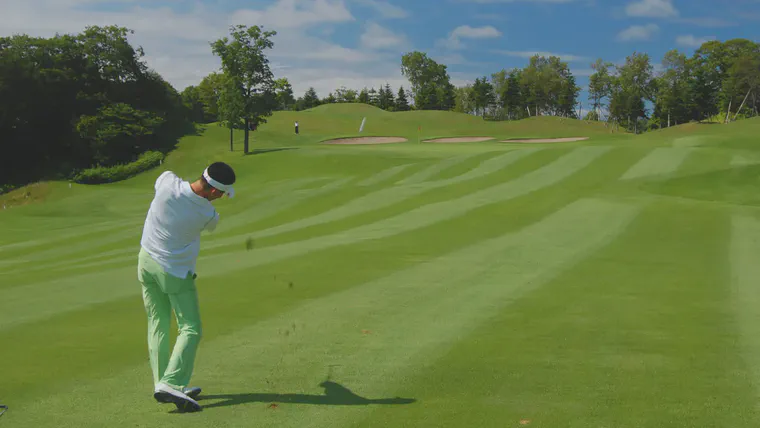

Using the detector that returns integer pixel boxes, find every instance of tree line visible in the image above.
[453,55,580,120]
[182,78,412,117]
[588,39,759,132]
[1,26,191,190]
[2,22,758,191]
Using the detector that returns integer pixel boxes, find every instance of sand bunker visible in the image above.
[425,137,494,143]
[501,137,589,143]
[322,137,408,145]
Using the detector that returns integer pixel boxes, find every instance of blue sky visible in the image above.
[2,0,759,107]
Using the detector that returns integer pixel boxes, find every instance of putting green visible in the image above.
[2,106,760,427]
[321,137,408,144]
[424,137,494,143]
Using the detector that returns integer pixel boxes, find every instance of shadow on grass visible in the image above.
[244,147,299,156]
[198,381,416,409]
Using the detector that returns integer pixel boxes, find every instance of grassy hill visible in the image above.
[1,105,623,209]
[3,105,760,427]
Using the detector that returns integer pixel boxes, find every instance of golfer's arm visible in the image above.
[203,212,220,232]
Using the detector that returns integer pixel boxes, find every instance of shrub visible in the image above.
[73,150,165,184]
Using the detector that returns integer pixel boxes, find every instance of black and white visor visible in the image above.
[203,167,235,198]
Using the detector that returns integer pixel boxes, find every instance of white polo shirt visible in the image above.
[140,171,220,279]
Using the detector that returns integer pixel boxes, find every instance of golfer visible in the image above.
[137,162,236,412]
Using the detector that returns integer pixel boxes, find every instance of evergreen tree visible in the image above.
[378,83,395,110]
[358,87,370,104]
[301,87,320,109]
[395,86,410,111]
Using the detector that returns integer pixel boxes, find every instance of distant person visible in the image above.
[295,120,299,135]
[137,162,237,413]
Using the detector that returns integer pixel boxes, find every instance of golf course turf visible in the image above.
[2,104,760,427]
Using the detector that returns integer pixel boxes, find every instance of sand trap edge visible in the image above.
[424,137,495,143]
[321,137,408,145]
[500,137,589,143]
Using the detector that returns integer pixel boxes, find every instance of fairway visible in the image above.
[3,107,760,427]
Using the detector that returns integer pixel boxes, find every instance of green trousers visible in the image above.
[137,248,202,391]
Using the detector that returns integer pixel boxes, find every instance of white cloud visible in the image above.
[0,0,415,98]
[229,0,355,29]
[437,25,502,50]
[676,34,716,47]
[353,0,409,18]
[360,22,408,49]
[616,24,660,41]
[494,50,589,62]
[625,0,679,18]
[452,25,503,38]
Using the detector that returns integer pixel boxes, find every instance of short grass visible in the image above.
[3,105,760,427]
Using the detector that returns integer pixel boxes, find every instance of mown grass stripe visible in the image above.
[0,147,606,330]
[396,152,483,185]
[358,164,416,186]
[2,178,349,274]
[731,215,760,404]
[369,198,751,428]
[0,220,138,257]
[620,147,693,180]
[217,177,353,232]
[732,154,757,167]
[5,151,526,274]
[234,149,541,241]
[9,198,638,427]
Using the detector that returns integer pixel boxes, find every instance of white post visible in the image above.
[734,89,752,121]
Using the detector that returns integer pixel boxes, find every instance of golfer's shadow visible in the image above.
[199,380,416,409]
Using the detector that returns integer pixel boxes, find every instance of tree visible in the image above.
[368,87,379,106]
[454,85,475,114]
[335,86,358,103]
[609,52,655,132]
[724,52,760,120]
[437,81,457,111]
[653,50,694,127]
[76,102,164,165]
[588,59,613,121]
[299,87,321,110]
[181,85,205,123]
[211,25,278,154]
[378,83,395,110]
[274,77,295,110]
[691,39,760,121]
[518,55,578,117]
[217,73,245,151]
[500,69,524,120]
[0,25,189,189]
[489,70,509,120]
[557,64,581,118]
[400,51,456,110]
[322,92,337,104]
[395,86,410,111]
[471,77,495,116]
[358,88,370,104]
[196,72,225,122]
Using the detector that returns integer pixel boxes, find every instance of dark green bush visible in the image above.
[73,150,165,184]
